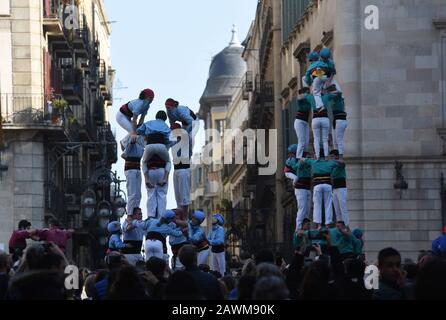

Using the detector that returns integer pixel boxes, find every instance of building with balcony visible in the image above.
[0,0,116,267]
[279,0,446,261]
[191,27,247,236]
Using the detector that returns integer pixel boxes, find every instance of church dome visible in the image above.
[200,26,247,104]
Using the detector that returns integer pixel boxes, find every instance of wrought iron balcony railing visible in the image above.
[0,94,63,128]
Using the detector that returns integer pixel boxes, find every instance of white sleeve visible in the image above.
[285,172,298,181]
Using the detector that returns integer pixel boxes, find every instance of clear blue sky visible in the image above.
[105,0,258,213]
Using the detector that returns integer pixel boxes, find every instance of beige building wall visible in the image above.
[0,0,114,251]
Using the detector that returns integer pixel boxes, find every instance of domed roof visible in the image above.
[200,26,247,105]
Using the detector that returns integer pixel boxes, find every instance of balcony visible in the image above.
[62,68,84,104]
[97,123,117,164]
[249,80,275,129]
[44,1,71,58]
[72,27,91,58]
[43,0,63,36]
[0,94,64,131]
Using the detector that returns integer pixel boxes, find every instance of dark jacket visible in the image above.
[185,266,223,300]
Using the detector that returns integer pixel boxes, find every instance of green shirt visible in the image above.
[304,159,342,177]
[332,165,346,180]
[329,228,359,255]
[298,94,315,113]
[291,161,312,179]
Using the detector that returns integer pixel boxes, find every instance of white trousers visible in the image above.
[197,249,210,266]
[294,119,310,159]
[144,239,164,261]
[125,169,142,216]
[312,117,330,159]
[333,120,348,156]
[212,251,226,276]
[295,189,312,231]
[174,169,191,207]
[333,187,349,226]
[116,112,133,133]
[313,184,333,225]
[312,76,328,108]
[146,168,168,219]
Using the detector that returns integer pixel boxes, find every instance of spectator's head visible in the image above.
[178,245,197,269]
[105,252,127,271]
[198,264,210,273]
[20,244,45,271]
[135,260,147,273]
[156,110,168,122]
[18,220,31,231]
[0,250,10,273]
[242,259,257,277]
[165,98,177,111]
[48,219,60,229]
[377,247,401,284]
[253,276,290,300]
[300,260,330,300]
[254,249,275,265]
[8,271,66,300]
[237,275,256,300]
[417,250,434,264]
[344,258,366,280]
[146,257,166,281]
[165,271,202,300]
[403,261,418,281]
[415,258,446,300]
[221,276,236,294]
[107,266,148,300]
[302,218,311,231]
[83,273,97,299]
[210,270,222,279]
[256,263,283,280]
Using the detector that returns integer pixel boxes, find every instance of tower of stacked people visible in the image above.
[107,91,227,276]
[284,48,363,259]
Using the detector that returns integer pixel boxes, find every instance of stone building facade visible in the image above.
[0,0,116,266]
[280,0,446,261]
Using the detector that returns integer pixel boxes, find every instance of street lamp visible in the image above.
[113,195,127,218]
[97,200,112,229]
[82,189,97,220]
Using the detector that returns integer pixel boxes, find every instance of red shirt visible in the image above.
[36,228,74,251]
[8,230,31,251]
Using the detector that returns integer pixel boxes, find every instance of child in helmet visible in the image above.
[303,51,329,111]
[319,47,342,93]
[189,210,210,266]
[208,214,226,276]
[107,221,131,254]
[116,88,155,143]
[169,208,190,271]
